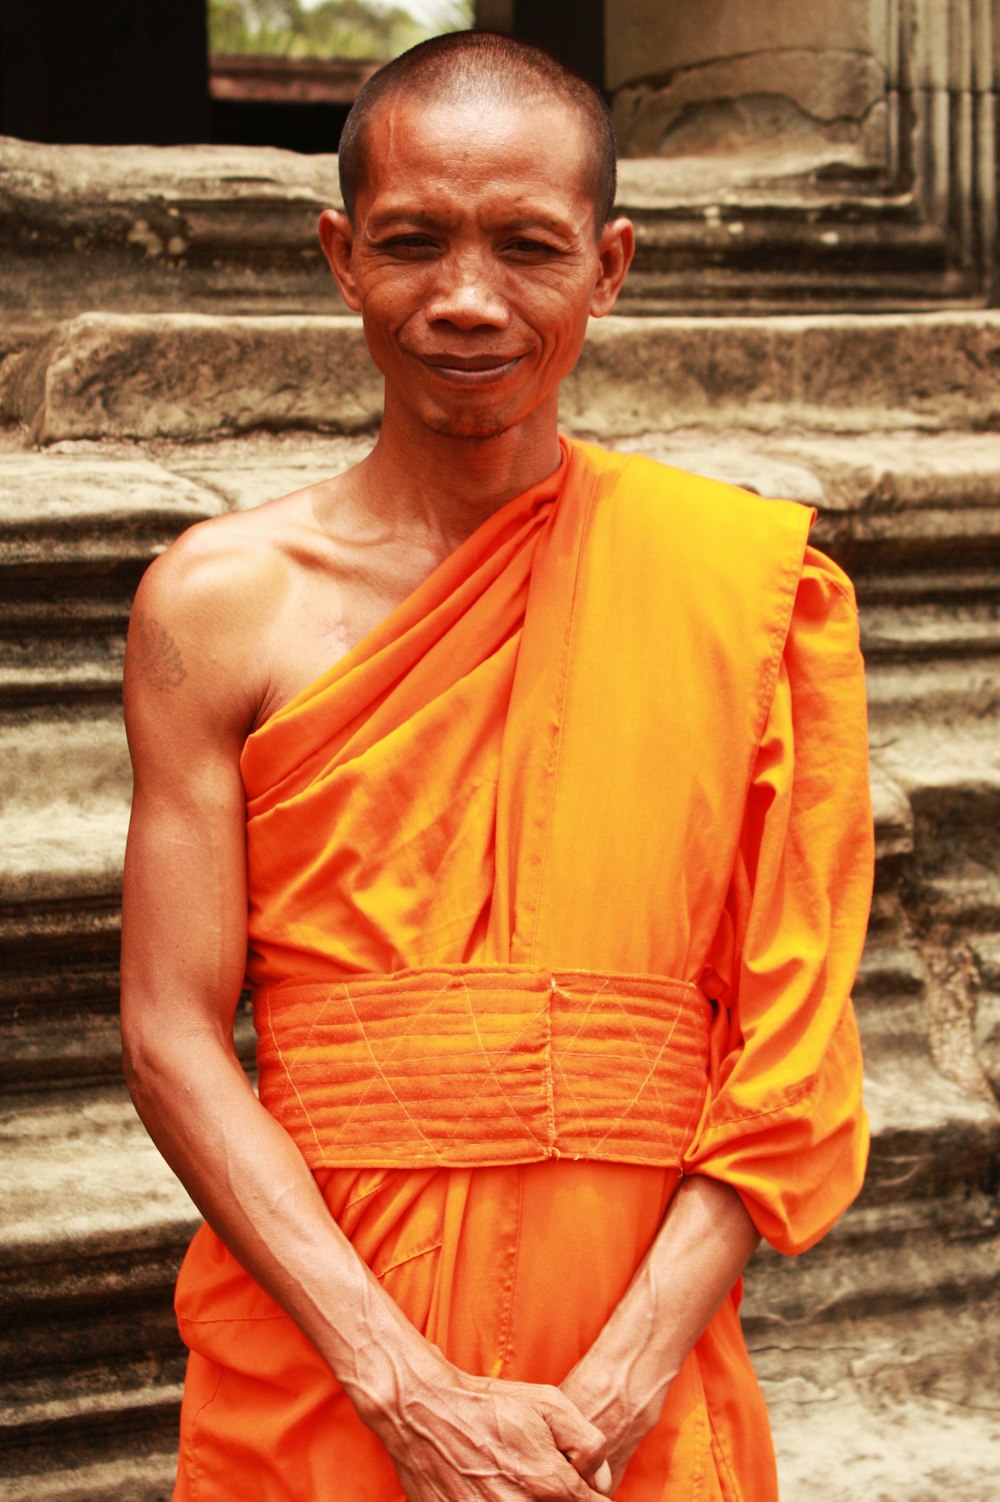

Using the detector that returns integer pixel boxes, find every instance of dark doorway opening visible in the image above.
[0,0,605,152]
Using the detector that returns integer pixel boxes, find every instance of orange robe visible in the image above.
[173,438,872,1500]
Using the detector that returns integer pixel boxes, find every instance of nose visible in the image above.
[424,248,509,330]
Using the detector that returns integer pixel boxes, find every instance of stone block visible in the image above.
[568,312,1000,435]
[0,455,225,565]
[606,0,881,92]
[758,1302,1000,1502]
[7,311,1000,445]
[0,1089,196,1259]
[0,136,343,338]
[613,51,886,164]
[0,314,380,443]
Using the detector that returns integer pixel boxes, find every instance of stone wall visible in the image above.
[607,0,888,172]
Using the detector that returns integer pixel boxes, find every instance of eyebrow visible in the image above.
[365,206,578,238]
[366,209,441,232]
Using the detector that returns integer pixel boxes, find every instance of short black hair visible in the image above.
[338,30,617,230]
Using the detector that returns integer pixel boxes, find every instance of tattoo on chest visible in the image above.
[132,612,187,691]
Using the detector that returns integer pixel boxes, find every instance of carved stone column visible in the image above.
[600,0,998,309]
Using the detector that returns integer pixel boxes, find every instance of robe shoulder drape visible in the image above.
[173,437,873,1502]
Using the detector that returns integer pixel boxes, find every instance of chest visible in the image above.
[253,544,447,731]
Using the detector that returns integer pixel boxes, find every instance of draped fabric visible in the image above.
[173,438,873,1500]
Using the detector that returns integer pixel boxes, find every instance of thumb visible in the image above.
[542,1392,607,1478]
[592,1461,614,1494]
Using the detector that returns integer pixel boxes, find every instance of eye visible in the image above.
[378,234,439,258]
[504,236,563,259]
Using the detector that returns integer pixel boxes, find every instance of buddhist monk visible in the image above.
[120,30,873,1502]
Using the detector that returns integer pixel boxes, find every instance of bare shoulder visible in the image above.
[126,493,315,745]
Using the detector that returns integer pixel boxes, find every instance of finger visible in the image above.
[542,1394,607,1478]
[536,1453,612,1502]
[591,1460,613,1494]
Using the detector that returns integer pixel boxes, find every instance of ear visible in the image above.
[318,208,361,312]
[590,216,635,318]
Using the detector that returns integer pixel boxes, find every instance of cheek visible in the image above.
[529,295,593,360]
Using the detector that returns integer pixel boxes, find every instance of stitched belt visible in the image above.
[254,964,713,1170]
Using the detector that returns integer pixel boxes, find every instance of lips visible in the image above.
[417,352,524,385]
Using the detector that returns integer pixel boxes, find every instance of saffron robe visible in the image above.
[173,437,873,1501]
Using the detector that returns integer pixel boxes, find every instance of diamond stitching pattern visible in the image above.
[255,966,710,1168]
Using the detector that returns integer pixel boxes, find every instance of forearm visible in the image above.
[561,1175,759,1468]
[125,1020,610,1499]
[123,1016,442,1420]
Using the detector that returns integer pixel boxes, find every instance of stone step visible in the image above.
[0,138,962,352]
[0,711,261,1089]
[0,1441,176,1502]
[0,1088,196,1488]
[972,932,1000,1093]
[1,428,996,723]
[867,659,1000,734]
[3,312,999,446]
[0,1350,183,1454]
[0,456,225,711]
[0,138,347,348]
[0,710,130,846]
[759,1299,1000,1502]
[0,709,128,1093]
[861,604,1000,662]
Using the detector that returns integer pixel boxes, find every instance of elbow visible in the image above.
[119,991,238,1119]
[120,1006,172,1118]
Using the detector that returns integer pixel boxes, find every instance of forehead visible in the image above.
[356,94,593,223]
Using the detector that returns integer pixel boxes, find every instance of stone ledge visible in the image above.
[0,717,130,902]
[615,428,1000,505]
[0,653,127,713]
[0,314,380,444]
[0,1088,196,1259]
[861,605,1000,662]
[866,658,1000,727]
[0,456,226,564]
[4,312,1000,445]
[0,456,229,710]
[869,721,1000,799]
[745,1188,999,1328]
[0,1437,176,1502]
[1,1375,183,1456]
[565,313,1000,438]
[757,1301,1000,1502]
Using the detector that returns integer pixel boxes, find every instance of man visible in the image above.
[120,31,872,1502]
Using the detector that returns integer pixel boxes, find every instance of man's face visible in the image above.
[321,94,632,441]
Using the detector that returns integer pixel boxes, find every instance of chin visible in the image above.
[423,409,513,441]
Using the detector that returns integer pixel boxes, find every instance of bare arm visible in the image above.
[560,1175,760,1490]
[120,537,608,1502]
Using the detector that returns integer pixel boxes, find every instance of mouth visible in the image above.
[418,353,524,385]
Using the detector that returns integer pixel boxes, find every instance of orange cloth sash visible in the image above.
[255,965,713,1169]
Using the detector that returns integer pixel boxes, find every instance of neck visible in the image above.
[352,394,563,550]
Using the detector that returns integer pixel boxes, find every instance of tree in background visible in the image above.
[209,0,473,61]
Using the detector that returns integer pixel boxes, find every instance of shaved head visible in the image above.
[338,31,617,231]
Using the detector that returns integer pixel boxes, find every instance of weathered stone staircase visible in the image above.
[1,139,998,1501]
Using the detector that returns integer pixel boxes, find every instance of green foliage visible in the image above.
[208,0,474,61]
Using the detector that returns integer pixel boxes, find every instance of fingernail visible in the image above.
[593,1460,613,1494]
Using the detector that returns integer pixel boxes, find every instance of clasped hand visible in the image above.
[377,1360,613,1502]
